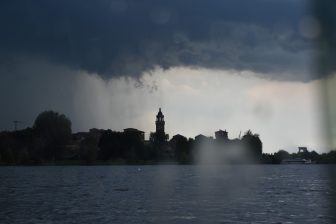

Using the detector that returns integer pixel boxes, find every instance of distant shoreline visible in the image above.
[2,110,336,166]
[0,160,330,166]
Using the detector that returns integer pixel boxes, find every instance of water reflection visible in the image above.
[0,165,333,224]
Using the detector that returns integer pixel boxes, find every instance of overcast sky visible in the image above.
[0,0,331,153]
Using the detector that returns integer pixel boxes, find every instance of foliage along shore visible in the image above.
[1,110,336,166]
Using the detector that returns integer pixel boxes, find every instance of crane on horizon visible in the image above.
[13,120,24,131]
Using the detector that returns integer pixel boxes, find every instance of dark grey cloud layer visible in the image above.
[0,58,79,131]
[0,0,314,80]
[314,1,336,76]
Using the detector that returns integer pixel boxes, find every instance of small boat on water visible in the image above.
[281,158,315,164]
[280,147,316,164]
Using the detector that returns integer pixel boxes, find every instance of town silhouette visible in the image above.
[0,108,335,165]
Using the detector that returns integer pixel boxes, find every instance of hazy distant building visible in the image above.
[215,129,228,141]
[195,134,213,142]
[195,134,206,142]
[298,147,308,153]
[72,128,105,142]
[124,128,145,142]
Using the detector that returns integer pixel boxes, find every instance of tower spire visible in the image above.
[155,108,166,142]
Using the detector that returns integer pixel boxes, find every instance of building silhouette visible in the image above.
[195,134,207,142]
[298,147,308,153]
[150,108,168,143]
[215,129,228,141]
[124,128,145,142]
[156,108,165,135]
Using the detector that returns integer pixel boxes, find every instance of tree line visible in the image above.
[0,110,334,165]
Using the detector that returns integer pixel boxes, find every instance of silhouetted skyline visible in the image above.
[0,0,328,153]
[1,109,335,165]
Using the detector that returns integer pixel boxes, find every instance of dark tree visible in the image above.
[98,130,125,161]
[1,147,15,164]
[33,111,72,160]
[309,150,320,161]
[273,150,290,163]
[171,135,191,164]
[0,132,15,164]
[0,129,35,164]
[242,130,263,161]
[80,135,99,165]
[98,129,148,163]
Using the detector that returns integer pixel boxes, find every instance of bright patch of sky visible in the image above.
[72,66,326,153]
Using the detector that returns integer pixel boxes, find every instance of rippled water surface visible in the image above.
[0,165,335,223]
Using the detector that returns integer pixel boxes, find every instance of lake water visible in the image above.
[0,165,335,224]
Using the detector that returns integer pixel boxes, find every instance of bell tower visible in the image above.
[156,108,165,134]
[150,108,168,143]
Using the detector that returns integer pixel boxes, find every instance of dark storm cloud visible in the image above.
[0,0,314,80]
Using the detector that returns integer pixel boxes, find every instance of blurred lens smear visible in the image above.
[314,0,336,218]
